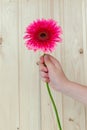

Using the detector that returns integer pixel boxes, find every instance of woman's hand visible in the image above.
[37,54,69,91]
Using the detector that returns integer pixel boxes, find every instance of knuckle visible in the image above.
[40,65,47,72]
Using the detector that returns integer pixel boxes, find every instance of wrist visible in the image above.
[58,78,71,92]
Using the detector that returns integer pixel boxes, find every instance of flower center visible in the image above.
[38,32,48,41]
[40,33,46,37]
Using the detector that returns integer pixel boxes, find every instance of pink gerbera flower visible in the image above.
[23,19,63,130]
[24,19,62,52]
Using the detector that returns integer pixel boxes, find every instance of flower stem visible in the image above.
[46,82,62,130]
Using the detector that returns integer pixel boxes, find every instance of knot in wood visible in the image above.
[0,37,3,45]
[79,48,83,54]
[69,118,74,122]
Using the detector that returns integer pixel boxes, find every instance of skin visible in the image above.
[37,54,87,105]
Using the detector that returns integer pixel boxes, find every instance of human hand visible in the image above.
[37,54,69,91]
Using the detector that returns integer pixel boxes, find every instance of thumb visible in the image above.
[44,55,54,69]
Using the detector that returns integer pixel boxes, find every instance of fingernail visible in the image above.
[44,55,49,60]
[44,54,48,58]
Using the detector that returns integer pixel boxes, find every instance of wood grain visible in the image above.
[0,0,87,130]
[19,0,41,130]
[62,0,86,130]
[0,0,19,130]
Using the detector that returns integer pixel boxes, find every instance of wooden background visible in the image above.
[0,0,87,130]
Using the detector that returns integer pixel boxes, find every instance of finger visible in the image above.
[40,55,44,64]
[40,72,49,78]
[42,77,50,83]
[44,55,55,69]
[39,64,48,72]
[45,54,61,69]
[49,54,60,65]
[36,55,44,65]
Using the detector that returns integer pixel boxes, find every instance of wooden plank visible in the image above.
[19,0,41,130]
[82,0,87,129]
[62,0,86,130]
[40,0,63,130]
[0,1,19,130]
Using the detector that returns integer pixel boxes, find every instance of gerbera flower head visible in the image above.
[24,19,62,52]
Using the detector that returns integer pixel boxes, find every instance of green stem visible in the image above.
[46,82,62,130]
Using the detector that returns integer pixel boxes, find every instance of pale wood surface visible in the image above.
[19,1,41,130]
[62,0,86,130]
[0,0,19,130]
[0,0,87,130]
